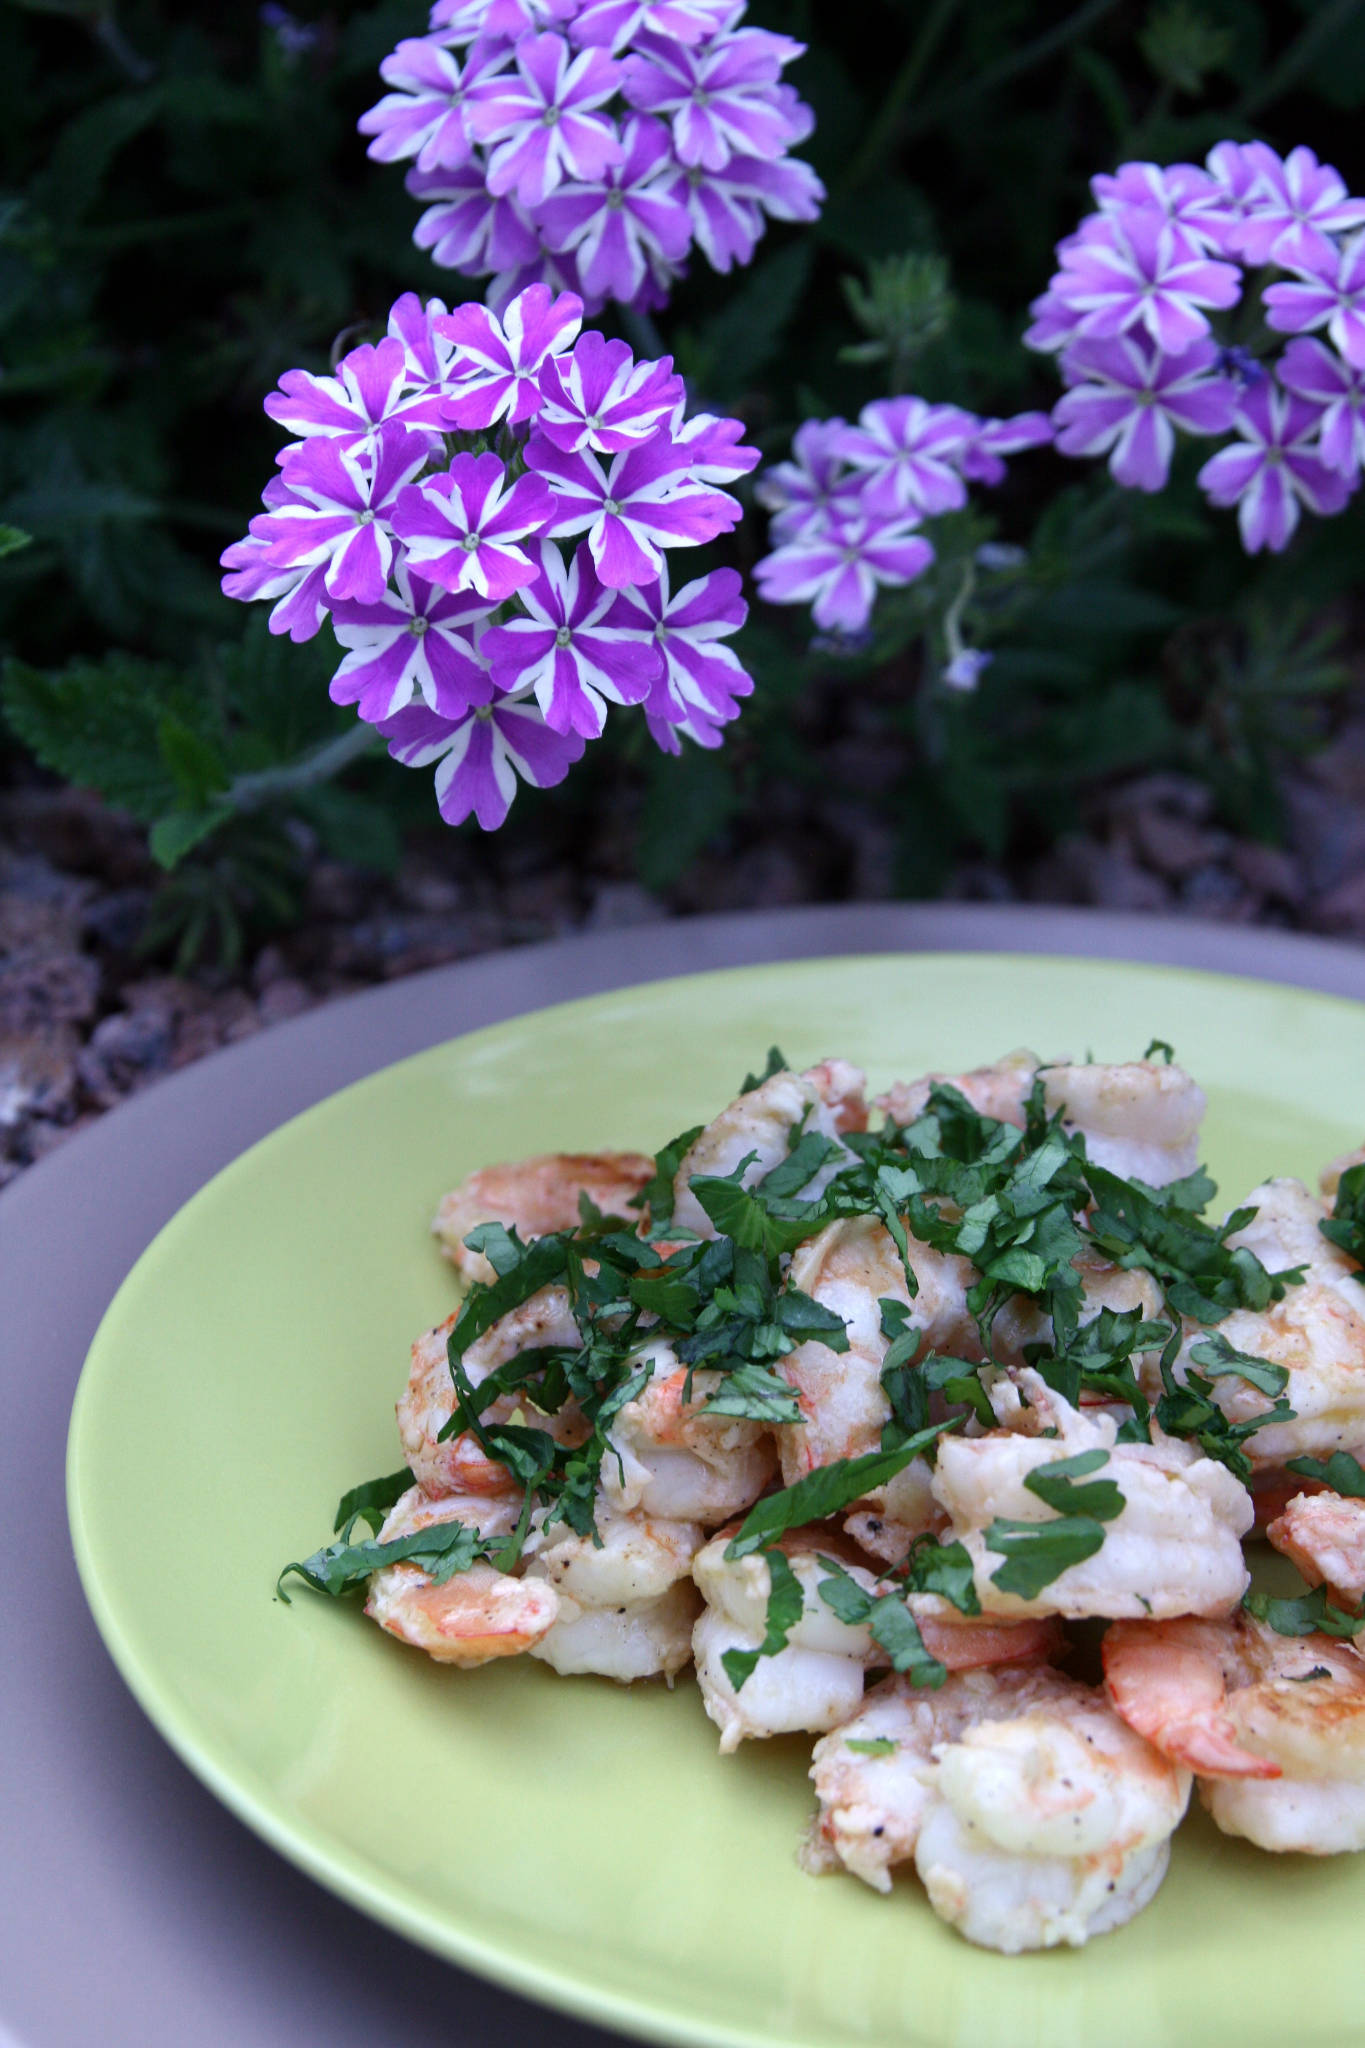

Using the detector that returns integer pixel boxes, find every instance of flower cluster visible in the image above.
[1029,144,1365,552]
[358,0,822,317]
[752,399,1052,634]
[221,285,757,828]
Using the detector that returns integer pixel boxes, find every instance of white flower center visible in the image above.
[410,616,429,636]
[355,508,375,525]
[543,104,561,125]
[462,532,480,550]
[654,622,669,641]
[604,497,621,514]
[606,189,624,210]
[555,625,573,647]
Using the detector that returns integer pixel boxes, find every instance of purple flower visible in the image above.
[535,331,682,452]
[431,0,579,40]
[622,23,807,171]
[437,282,582,427]
[263,336,445,455]
[754,417,862,539]
[754,512,934,632]
[1023,289,1086,354]
[942,648,992,692]
[1277,336,1365,480]
[606,560,750,741]
[1050,207,1241,352]
[390,451,557,599]
[534,112,692,307]
[1264,230,1365,372]
[219,537,332,643]
[833,398,976,517]
[1091,160,1236,253]
[1052,334,1236,491]
[1196,382,1352,552]
[467,32,624,207]
[525,428,741,586]
[380,696,584,831]
[1227,142,1365,272]
[329,563,496,723]
[248,423,428,606]
[667,407,760,483]
[568,0,730,53]
[666,148,821,272]
[958,411,1054,485]
[386,291,457,389]
[408,162,543,276]
[481,541,662,736]
[357,35,509,174]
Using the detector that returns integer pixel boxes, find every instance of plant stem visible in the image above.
[899,0,1124,146]
[92,11,155,84]
[227,722,380,811]
[838,0,962,194]
[1236,0,1364,117]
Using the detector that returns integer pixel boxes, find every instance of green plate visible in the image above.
[68,953,1365,2048]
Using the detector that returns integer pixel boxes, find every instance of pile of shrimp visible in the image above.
[360,1052,1365,1955]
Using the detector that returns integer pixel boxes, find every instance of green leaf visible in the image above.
[634,1124,704,1232]
[725,1426,955,1560]
[721,1546,805,1690]
[983,1515,1108,1600]
[1285,1450,1365,1498]
[844,1736,897,1756]
[1,652,210,822]
[0,524,32,559]
[742,1047,790,1094]
[148,806,232,869]
[700,1362,803,1424]
[1143,1039,1175,1064]
[869,1597,946,1688]
[333,1467,412,1541]
[1188,1330,1290,1398]
[278,1516,484,1602]
[1022,1449,1125,1521]
[1243,1585,1365,1639]
[1322,1164,1365,1274]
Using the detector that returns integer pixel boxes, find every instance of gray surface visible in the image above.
[4,903,1364,2048]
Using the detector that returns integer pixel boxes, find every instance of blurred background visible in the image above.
[3,0,1365,1181]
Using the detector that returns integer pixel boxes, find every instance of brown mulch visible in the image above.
[3,720,1364,1190]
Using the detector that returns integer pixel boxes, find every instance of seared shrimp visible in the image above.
[691,1525,1060,1753]
[1103,1613,1365,1852]
[931,1371,1253,1619]
[777,1213,979,1487]
[364,1485,558,1666]
[806,1667,1189,1951]
[877,1053,1206,1188]
[671,1058,867,1239]
[397,1287,586,1500]
[1266,1489,1365,1608]
[990,1253,1165,1380]
[433,1150,654,1284]
[522,1500,703,1682]
[1155,1180,1365,1469]
[600,1337,777,1524]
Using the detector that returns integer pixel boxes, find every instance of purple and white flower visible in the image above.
[753,417,863,540]
[249,423,428,606]
[622,22,807,172]
[408,162,543,277]
[391,451,557,599]
[1195,381,1352,551]
[1277,335,1365,480]
[1090,160,1236,253]
[833,398,975,517]
[263,336,446,456]
[535,331,683,452]
[1052,334,1236,491]
[667,407,761,484]
[481,541,662,735]
[1264,229,1365,371]
[568,0,730,53]
[438,283,583,427]
[526,429,742,586]
[379,696,585,830]
[1049,207,1241,352]
[534,113,691,307]
[329,566,495,723]
[1227,142,1365,272]
[606,560,751,745]
[218,537,332,643]
[755,512,934,633]
[958,411,1054,485]
[358,35,510,174]
[467,33,624,207]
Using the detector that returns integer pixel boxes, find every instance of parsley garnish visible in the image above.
[983,1449,1125,1599]
[1286,1450,1365,1497]
[1321,1163,1365,1279]
[1244,1585,1365,1638]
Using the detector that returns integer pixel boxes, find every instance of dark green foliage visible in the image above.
[4,2,1365,942]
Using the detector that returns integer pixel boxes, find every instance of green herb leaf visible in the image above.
[1143,1039,1175,1064]
[277,1517,485,1602]
[1188,1330,1290,1397]
[1285,1450,1365,1497]
[1321,1163,1365,1276]
[983,1514,1108,1599]
[632,1124,705,1230]
[725,1426,956,1560]
[721,1545,804,1690]
[844,1736,897,1756]
[700,1361,804,1423]
[741,1046,789,1093]
[332,1467,411,1541]
[1022,1448,1125,1521]
[1244,1585,1365,1639]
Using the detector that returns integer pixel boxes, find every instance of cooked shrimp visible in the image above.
[433,1150,654,1284]
[876,1053,1206,1188]
[522,1500,703,1682]
[1266,1489,1365,1608]
[691,1525,1060,1753]
[1322,1142,1365,1201]
[364,1485,558,1666]
[806,1667,1189,1951]
[1153,1181,1365,1470]
[776,1213,978,1487]
[1103,1613,1365,1852]
[397,1287,586,1500]
[670,1058,867,1239]
[931,1370,1253,1619]
[600,1337,776,1525]
[990,1253,1165,1379]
